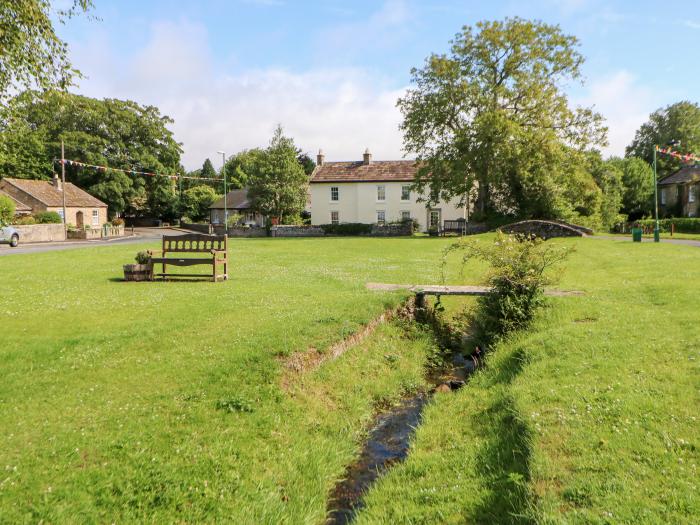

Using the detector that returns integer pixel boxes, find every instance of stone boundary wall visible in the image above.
[499,220,584,240]
[14,224,66,243]
[271,225,324,237]
[224,226,268,238]
[180,222,212,234]
[68,227,101,240]
[371,223,413,236]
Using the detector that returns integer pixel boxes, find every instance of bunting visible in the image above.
[655,146,700,164]
[55,158,225,182]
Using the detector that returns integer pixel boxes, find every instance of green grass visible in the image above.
[1,236,698,523]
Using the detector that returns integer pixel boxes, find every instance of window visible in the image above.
[245,211,256,223]
[689,185,697,203]
[57,209,65,222]
[376,185,385,201]
[401,211,411,221]
[92,209,100,226]
[429,209,441,230]
[660,188,666,205]
[330,211,339,225]
[330,186,339,201]
[401,185,411,201]
[376,210,386,225]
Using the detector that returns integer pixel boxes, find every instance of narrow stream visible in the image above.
[326,350,478,524]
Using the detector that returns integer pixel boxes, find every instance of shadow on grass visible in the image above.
[468,347,534,524]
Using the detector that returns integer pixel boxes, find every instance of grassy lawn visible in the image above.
[1,236,698,523]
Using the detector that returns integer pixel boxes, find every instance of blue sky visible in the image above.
[57,0,700,169]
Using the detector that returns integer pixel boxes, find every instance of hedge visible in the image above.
[636,218,700,233]
[34,211,63,224]
[319,223,373,236]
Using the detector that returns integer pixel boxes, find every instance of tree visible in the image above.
[223,148,265,190]
[626,101,700,180]
[0,194,15,225]
[0,90,182,218]
[609,156,654,219]
[297,151,316,176]
[589,155,624,230]
[0,1,93,104]
[398,17,606,219]
[247,126,308,222]
[201,158,217,179]
[181,185,219,222]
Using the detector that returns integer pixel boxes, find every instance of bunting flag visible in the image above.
[55,158,225,182]
[655,146,700,164]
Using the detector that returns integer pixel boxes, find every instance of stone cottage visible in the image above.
[659,165,700,217]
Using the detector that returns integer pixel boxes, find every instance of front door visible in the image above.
[429,209,441,230]
[76,211,84,228]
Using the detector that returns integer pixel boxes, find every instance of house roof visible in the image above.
[0,189,32,212]
[310,160,418,183]
[210,188,252,210]
[1,178,107,207]
[658,165,700,186]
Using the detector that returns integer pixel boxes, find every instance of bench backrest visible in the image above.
[443,219,466,231]
[162,234,227,254]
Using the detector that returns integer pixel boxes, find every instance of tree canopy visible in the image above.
[247,126,308,222]
[0,194,15,225]
[0,1,93,104]
[181,185,220,222]
[626,101,700,180]
[0,90,182,218]
[398,17,606,221]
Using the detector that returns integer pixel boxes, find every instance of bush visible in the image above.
[111,217,124,227]
[227,213,243,228]
[13,215,36,225]
[319,223,373,236]
[135,251,151,265]
[443,233,572,342]
[34,211,62,224]
[636,218,700,233]
[0,195,15,226]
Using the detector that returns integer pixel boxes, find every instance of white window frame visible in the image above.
[330,211,339,225]
[92,209,100,226]
[330,186,339,202]
[689,185,696,203]
[401,185,411,201]
[660,188,666,205]
[401,210,411,221]
[376,185,386,202]
[376,210,386,225]
[57,209,65,222]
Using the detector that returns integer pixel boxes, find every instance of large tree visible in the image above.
[398,17,606,219]
[0,90,182,218]
[626,101,700,180]
[0,1,93,104]
[609,156,654,219]
[181,185,219,222]
[247,126,308,222]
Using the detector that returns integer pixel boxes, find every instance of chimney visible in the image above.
[52,173,62,191]
[317,148,325,167]
[363,148,372,165]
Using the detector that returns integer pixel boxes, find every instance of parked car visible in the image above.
[0,225,20,247]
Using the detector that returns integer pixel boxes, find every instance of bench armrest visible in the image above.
[148,249,164,255]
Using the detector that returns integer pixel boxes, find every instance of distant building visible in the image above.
[209,188,265,227]
[659,165,700,217]
[0,175,108,226]
[309,149,466,231]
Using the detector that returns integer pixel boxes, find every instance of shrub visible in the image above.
[319,223,373,236]
[134,251,151,265]
[636,218,700,234]
[0,195,15,226]
[227,213,243,228]
[443,232,572,342]
[13,215,36,225]
[34,211,62,224]
[111,217,124,227]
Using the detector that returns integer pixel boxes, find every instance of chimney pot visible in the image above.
[53,173,62,191]
[317,148,325,167]
[363,148,372,165]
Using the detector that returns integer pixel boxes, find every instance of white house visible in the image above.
[309,149,466,231]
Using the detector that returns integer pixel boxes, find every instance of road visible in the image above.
[0,227,186,256]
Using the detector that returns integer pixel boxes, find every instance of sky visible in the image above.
[56,0,700,170]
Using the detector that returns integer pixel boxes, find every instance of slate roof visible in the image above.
[310,160,418,183]
[0,189,32,212]
[658,165,700,186]
[210,189,252,210]
[1,178,107,207]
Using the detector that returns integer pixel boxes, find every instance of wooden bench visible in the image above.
[148,234,228,282]
[442,219,467,235]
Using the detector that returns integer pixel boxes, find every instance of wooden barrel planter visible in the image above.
[123,263,152,282]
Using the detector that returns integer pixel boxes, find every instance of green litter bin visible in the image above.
[632,228,642,242]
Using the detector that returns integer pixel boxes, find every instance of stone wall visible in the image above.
[271,225,324,237]
[13,224,66,243]
[370,222,413,236]
[223,226,268,238]
[499,220,584,240]
[181,222,213,234]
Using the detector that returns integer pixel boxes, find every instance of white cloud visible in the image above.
[575,70,657,157]
[71,19,408,170]
[683,20,700,30]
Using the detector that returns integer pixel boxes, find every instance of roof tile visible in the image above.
[310,160,417,183]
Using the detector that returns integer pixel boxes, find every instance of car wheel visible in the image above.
[10,234,19,248]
